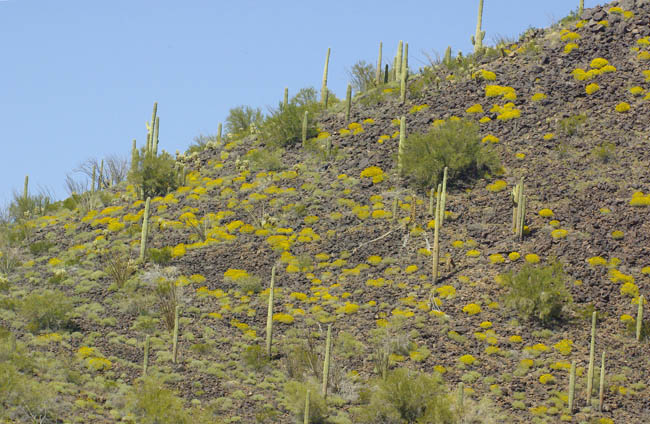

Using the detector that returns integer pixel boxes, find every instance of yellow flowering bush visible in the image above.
[630,86,644,96]
[481,134,499,144]
[553,339,573,355]
[489,254,505,264]
[538,208,554,218]
[561,32,581,42]
[564,43,579,54]
[620,282,639,298]
[466,250,481,258]
[466,104,484,114]
[272,313,295,324]
[551,229,568,239]
[539,374,555,385]
[486,180,507,192]
[590,58,609,69]
[525,254,540,264]
[630,191,650,206]
[459,354,476,365]
[531,93,547,102]
[615,102,631,113]
[472,69,497,81]
[463,303,481,315]
[585,83,600,95]
[360,166,384,184]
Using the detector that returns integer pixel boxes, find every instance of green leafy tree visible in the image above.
[401,119,500,189]
[225,105,263,135]
[347,60,376,93]
[500,259,573,325]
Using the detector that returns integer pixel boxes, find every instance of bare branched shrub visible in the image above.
[142,266,184,332]
[100,245,136,288]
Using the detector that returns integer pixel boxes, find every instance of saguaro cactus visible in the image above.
[148,102,158,156]
[321,48,331,107]
[400,43,408,104]
[283,87,289,109]
[139,197,151,262]
[217,122,223,144]
[345,84,352,122]
[432,185,442,284]
[395,40,403,82]
[568,361,576,413]
[384,64,389,84]
[153,116,160,157]
[91,165,97,193]
[302,111,308,146]
[586,311,597,405]
[440,167,448,225]
[266,265,276,359]
[398,116,406,175]
[471,0,485,53]
[131,139,137,174]
[457,382,464,414]
[172,305,180,364]
[637,295,644,341]
[143,335,150,376]
[376,42,383,85]
[322,324,332,397]
[512,178,526,240]
[579,0,584,16]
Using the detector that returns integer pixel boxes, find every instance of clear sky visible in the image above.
[0,0,602,207]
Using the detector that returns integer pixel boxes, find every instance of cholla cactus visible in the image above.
[471,0,485,53]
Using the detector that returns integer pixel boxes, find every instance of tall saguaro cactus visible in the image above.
[512,178,526,241]
[345,84,352,122]
[23,175,29,200]
[283,87,289,109]
[579,0,584,16]
[431,185,442,285]
[586,311,597,406]
[568,361,576,413]
[217,122,223,144]
[152,116,160,157]
[471,0,485,53]
[172,305,180,364]
[143,335,150,376]
[139,197,151,262]
[440,167,448,225]
[302,111,309,146]
[321,48,331,107]
[322,324,332,398]
[398,116,406,175]
[400,43,408,104]
[637,295,644,341]
[148,102,158,157]
[395,40,403,83]
[266,265,276,359]
[598,350,606,412]
[376,42,383,85]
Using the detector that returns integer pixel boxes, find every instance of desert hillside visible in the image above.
[1,1,649,423]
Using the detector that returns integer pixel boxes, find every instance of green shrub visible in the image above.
[186,134,218,155]
[282,379,328,424]
[225,105,263,136]
[242,344,269,372]
[7,190,56,223]
[499,260,573,326]
[20,289,73,333]
[29,240,54,256]
[245,147,285,172]
[149,247,173,265]
[235,275,262,294]
[592,142,616,163]
[260,87,322,147]
[127,376,190,424]
[353,367,455,423]
[128,147,179,199]
[558,114,586,137]
[400,119,500,189]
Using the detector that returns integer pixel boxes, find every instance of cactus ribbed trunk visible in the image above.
[432,186,442,284]
[23,175,29,199]
[321,48,330,107]
[395,40,403,83]
[139,197,151,262]
[91,165,96,193]
[345,84,352,122]
[441,167,448,225]
[283,87,289,109]
[302,111,308,146]
[568,361,576,413]
[579,0,584,16]
[398,116,406,175]
[217,122,222,144]
[304,390,310,424]
[153,116,160,157]
[400,42,408,104]
[266,265,276,359]
[473,0,485,53]
[143,335,150,376]
[376,42,383,86]
[586,311,597,406]
[384,64,389,84]
[322,324,332,398]
[172,305,180,364]
[637,295,644,341]
[131,139,137,175]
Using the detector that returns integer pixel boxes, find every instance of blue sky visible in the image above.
[0,0,601,207]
